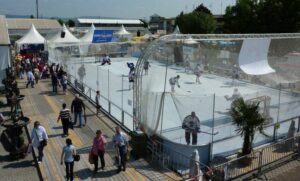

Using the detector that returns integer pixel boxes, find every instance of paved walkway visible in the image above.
[19,78,181,181]
[0,96,40,181]
[250,158,300,181]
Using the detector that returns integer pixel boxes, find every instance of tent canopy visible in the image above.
[172,25,181,34]
[238,39,275,75]
[16,24,45,45]
[80,24,96,43]
[114,25,130,36]
[49,24,79,43]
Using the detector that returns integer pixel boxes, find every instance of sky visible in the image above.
[0,0,236,19]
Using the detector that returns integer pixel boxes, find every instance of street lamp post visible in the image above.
[36,0,39,19]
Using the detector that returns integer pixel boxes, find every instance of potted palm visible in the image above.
[230,97,267,165]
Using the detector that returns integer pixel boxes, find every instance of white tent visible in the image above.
[80,24,96,43]
[172,25,181,34]
[114,25,131,36]
[49,24,79,43]
[16,24,45,45]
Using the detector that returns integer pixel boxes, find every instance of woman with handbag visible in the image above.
[61,138,76,181]
[57,103,72,136]
[30,121,48,163]
[91,130,107,174]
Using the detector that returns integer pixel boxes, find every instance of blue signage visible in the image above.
[92,30,113,43]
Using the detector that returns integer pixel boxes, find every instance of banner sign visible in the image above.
[92,30,113,43]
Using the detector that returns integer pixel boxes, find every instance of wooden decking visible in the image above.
[19,78,181,181]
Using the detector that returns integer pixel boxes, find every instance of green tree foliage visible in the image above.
[194,4,212,15]
[230,98,267,155]
[175,4,217,34]
[67,19,75,27]
[57,19,64,25]
[139,19,148,28]
[224,0,300,33]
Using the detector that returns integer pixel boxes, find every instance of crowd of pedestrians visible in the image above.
[13,53,132,180]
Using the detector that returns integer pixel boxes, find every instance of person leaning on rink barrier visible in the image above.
[182,112,200,145]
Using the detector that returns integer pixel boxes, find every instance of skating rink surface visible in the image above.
[64,57,300,156]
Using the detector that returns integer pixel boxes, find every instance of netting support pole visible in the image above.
[274,83,282,141]
[108,69,110,102]
[210,94,216,162]
[97,65,99,91]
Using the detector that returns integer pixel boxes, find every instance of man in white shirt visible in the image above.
[113,126,129,172]
[26,70,35,88]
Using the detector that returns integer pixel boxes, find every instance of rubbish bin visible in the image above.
[130,130,148,159]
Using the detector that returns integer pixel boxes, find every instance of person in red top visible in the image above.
[91,130,107,174]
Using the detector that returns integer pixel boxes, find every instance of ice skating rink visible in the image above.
[65,57,300,156]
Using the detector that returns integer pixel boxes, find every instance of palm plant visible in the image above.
[230,97,267,156]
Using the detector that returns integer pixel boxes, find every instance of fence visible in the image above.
[67,73,134,131]
[147,135,212,180]
[212,133,300,180]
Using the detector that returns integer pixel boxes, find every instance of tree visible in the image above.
[30,14,34,19]
[223,0,300,33]
[67,19,75,27]
[223,0,259,33]
[57,19,64,25]
[230,97,267,156]
[194,3,212,15]
[175,5,217,34]
[139,19,148,28]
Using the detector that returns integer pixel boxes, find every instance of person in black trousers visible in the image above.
[61,138,76,181]
[57,103,71,137]
[51,72,58,93]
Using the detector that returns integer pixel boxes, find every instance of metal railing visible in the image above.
[147,136,212,180]
[67,73,134,132]
[212,133,300,180]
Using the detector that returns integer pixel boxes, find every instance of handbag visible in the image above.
[40,139,47,147]
[73,154,80,161]
[35,128,47,147]
[88,152,94,164]
[68,114,74,129]
[27,143,33,154]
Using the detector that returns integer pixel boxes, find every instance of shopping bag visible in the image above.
[27,144,33,154]
[68,120,74,130]
[73,154,80,161]
[88,152,94,164]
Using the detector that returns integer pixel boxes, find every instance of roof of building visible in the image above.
[0,16,10,45]
[6,18,61,30]
[78,18,143,25]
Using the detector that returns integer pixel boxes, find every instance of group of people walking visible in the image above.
[31,118,129,180]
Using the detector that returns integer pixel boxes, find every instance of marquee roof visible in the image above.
[16,24,45,45]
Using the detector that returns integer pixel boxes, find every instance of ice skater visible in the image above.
[184,60,192,73]
[225,88,241,101]
[127,62,135,74]
[128,71,135,90]
[77,64,86,83]
[182,112,200,145]
[169,75,180,92]
[232,64,239,86]
[143,60,150,75]
[101,54,111,65]
[194,64,203,84]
